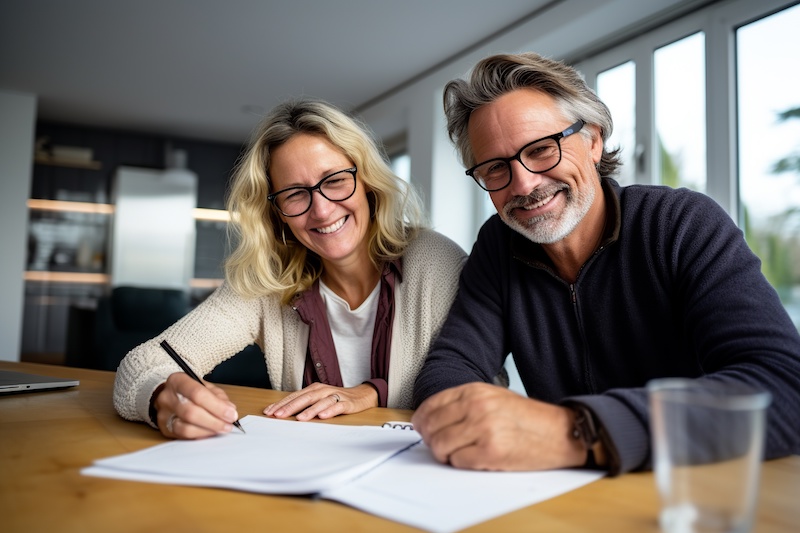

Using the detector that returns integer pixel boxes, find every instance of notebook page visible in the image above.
[323,440,604,533]
[83,415,421,494]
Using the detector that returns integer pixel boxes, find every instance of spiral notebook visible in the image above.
[82,415,603,533]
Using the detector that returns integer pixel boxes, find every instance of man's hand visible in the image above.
[264,383,379,421]
[411,382,586,470]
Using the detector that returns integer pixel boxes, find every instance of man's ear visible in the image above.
[587,123,604,165]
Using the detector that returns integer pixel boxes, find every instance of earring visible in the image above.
[368,191,377,219]
[281,226,287,246]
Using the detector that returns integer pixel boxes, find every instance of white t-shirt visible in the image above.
[318,279,380,387]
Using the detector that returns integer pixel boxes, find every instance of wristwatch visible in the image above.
[570,404,601,467]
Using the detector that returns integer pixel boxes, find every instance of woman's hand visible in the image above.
[153,372,240,439]
[263,382,378,421]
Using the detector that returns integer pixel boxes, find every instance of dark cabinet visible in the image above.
[23,121,244,364]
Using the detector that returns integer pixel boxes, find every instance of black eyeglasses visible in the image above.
[465,120,585,192]
[268,167,357,217]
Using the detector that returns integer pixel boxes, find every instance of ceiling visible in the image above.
[0,0,555,145]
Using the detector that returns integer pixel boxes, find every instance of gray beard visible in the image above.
[500,183,595,244]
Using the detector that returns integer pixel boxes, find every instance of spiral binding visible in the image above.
[381,421,414,430]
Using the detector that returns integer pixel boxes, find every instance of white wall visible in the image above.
[0,90,36,361]
[357,0,705,252]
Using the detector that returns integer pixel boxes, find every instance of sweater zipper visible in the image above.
[568,282,597,393]
[569,236,610,394]
[518,241,608,394]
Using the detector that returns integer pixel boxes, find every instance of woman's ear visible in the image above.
[278,223,297,246]
[270,211,292,246]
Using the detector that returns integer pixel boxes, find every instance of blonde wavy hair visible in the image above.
[224,98,425,304]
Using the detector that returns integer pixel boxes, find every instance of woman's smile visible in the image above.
[313,215,348,234]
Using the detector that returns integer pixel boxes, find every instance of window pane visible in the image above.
[738,4,800,330]
[654,32,706,192]
[596,61,636,186]
[390,153,410,183]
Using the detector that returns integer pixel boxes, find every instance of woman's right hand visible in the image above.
[152,372,240,439]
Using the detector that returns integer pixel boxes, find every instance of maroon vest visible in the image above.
[291,260,401,407]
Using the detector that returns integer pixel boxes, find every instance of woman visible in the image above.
[112,98,467,439]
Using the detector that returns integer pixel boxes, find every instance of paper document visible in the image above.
[83,415,603,532]
[83,415,419,494]
[323,440,604,533]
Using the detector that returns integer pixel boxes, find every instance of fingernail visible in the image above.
[274,409,284,418]
[225,408,238,422]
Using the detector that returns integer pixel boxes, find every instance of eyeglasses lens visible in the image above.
[274,171,356,216]
[473,137,561,191]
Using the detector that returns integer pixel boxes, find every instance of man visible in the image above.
[411,52,800,475]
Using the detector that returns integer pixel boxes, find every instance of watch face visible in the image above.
[572,406,599,447]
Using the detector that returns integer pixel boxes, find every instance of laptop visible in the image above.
[0,370,80,394]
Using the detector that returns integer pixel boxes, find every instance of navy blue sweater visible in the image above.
[413,179,800,474]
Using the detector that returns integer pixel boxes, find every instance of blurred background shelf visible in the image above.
[34,155,102,170]
[22,121,244,368]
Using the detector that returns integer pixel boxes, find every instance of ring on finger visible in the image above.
[331,394,341,403]
[166,413,179,433]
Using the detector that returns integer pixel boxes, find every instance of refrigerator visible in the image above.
[109,164,197,289]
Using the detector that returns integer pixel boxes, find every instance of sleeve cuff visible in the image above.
[561,394,650,475]
[364,378,388,407]
[136,373,170,428]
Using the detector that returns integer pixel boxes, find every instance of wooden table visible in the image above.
[1,361,798,532]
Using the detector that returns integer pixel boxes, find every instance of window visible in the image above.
[596,61,636,186]
[384,132,411,183]
[654,32,706,192]
[575,0,799,328]
[737,3,800,328]
[390,152,411,183]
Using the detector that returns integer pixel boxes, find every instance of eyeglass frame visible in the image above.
[267,167,358,217]
[465,119,586,192]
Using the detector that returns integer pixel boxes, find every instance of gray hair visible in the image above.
[443,52,621,179]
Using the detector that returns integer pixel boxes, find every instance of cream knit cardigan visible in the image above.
[113,229,466,425]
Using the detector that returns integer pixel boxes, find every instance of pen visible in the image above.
[159,339,246,434]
